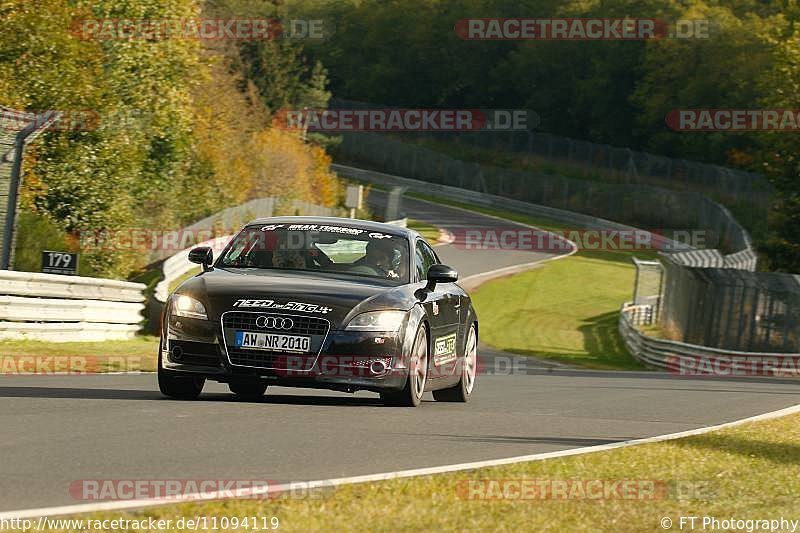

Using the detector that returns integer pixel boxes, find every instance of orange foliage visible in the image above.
[191,53,340,215]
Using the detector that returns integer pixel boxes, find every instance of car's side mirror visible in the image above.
[426,264,458,291]
[188,246,214,272]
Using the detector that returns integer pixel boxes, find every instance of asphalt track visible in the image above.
[1,194,799,515]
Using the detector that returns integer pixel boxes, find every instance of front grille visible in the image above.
[222,312,328,335]
[221,311,330,371]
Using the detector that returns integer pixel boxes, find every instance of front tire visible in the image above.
[433,324,477,403]
[381,324,428,407]
[157,348,205,400]
[229,379,268,401]
[158,368,205,400]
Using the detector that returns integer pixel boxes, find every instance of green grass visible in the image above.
[407,218,442,242]
[410,193,654,369]
[12,198,795,531]
[0,336,159,372]
[472,255,643,370]
[49,411,800,532]
[2,196,648,373]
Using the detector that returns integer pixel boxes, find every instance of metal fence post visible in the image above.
[1,135,25,270]
[0,110,60,270]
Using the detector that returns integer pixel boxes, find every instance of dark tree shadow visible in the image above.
[0,386,160,400]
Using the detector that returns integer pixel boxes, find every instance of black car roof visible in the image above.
[244,216,418,239]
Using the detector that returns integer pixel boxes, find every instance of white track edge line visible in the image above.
[4,402,800,520]
[0,197,709,519]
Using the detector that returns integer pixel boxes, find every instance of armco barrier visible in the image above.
[330,98,771,213]
[337,164,794,368]
[335,130,766,250]
[619,302,800,375]
[0,270,146,341]
[147,197,345,263]
[333,164,693,247]
[154,235,232,303]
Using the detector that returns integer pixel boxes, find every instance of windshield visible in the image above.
[218,223,410,284]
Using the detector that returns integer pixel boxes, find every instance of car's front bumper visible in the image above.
[162,316,409,393]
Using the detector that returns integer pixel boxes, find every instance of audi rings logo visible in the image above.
[255,316,294,330]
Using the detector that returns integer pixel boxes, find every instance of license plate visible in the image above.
[234,331,311,353]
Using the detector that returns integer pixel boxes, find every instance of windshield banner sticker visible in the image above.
[260,224,392,239]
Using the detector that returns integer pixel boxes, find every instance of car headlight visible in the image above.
[345,310,406,332]
[171,294,208,320]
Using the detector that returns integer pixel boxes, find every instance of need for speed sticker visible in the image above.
[433,333,457,366]
[233,299,333,314]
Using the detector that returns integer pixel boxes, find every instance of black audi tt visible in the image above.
[159,216,478,406]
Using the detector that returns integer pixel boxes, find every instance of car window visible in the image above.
[423,241,440,264]
[414,240,439,282]
[315,240,368,263]
[217,223,410,284]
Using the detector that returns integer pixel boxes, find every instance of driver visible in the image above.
[271,232,306,269]
[357,239,399,279]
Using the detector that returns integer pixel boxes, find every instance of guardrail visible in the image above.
[339,164,797,367]
[154,235,232,303]
[619,302,800,375]
[335,131,764,251]
[330,99,770,208]
[0,270,146,341]
[147,197,346,263]
[333,164,693,246]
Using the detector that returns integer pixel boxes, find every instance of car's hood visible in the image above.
[175,268,416,328]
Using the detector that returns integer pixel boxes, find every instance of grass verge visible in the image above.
[410,193,655,369]
[472,254,643,369]
[50,410,800,532]
[0,336,159,372]
[407,218,442,242]
[0,196,646,373]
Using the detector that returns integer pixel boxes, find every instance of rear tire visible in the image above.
[229,380,268,401]
[433,324,477,403]
[381,324,428,407]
